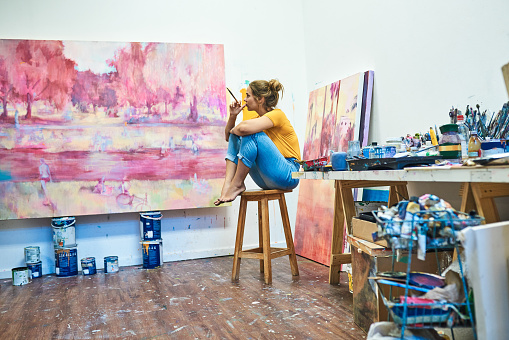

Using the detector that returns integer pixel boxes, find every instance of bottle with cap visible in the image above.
[456,114,469,160]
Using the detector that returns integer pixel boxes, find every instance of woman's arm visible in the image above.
[230,116,274,136]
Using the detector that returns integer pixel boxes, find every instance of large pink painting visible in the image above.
[294,71,374,266]
[0,39,227,220]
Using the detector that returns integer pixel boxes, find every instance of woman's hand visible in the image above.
[229,102,246,118]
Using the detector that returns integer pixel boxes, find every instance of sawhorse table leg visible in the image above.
[328,180,409,284]
[461,182,509,224]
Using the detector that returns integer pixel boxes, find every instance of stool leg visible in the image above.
[260,197,272,284]
[258,201,264,273]
[279,194,299,276]
[232,197,248,282]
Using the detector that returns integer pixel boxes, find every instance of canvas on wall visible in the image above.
[294,71,374,266]
[0,39,227,220]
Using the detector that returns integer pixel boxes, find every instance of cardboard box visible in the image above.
[352,217,388,247]
[349,235,453,333]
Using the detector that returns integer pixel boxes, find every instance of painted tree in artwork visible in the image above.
[109,42,159,115]
[0,57,11,118]
[8,40,77,118]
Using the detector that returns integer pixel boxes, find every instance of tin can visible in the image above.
[24,246,41,263]
[139,211,162,240]
[52,216,76,248]
[12,267,30,286]
[141,240,163,269]
[27,261,42,279]
[81,257,97,276]
[55,246,78,277]
[104,256,119,273]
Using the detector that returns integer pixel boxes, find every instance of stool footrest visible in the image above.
[240,247,292,259]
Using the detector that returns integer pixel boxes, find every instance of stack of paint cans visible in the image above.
[139,211,163,269]
[52,216,78,277]
[25,246,42,279]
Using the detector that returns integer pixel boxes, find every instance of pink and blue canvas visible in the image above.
[0,39,227,220]
[294,71,374,266]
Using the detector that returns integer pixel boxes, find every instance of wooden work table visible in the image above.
[292,165,509,284]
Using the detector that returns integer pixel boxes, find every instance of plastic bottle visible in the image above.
[468,130,481,158]
[456,114,469,160]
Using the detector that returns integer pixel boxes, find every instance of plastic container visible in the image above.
[456,115,469,159]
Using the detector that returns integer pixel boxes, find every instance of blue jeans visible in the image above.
[226,132,300,190]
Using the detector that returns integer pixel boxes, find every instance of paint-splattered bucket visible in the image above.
[24,246,41,263]
[52,216,76,248]
[141,240,163,269]
[54,246,78,277]
[27,261,42,279]
[81,257,96,276]
[104,256,119,273]
[139,211,162,240]
[12,267,30,286]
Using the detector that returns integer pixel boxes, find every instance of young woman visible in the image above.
[214,79,301,206]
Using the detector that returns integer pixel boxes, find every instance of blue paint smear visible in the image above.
[0,170,12,181]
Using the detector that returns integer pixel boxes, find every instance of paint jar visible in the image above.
[12,267,31,286]
[141,240,163,269]
[27,261,42,279]
[331,152,347,171]
[81,257,97,276]
[139,212,162,241]
[24,246,41,264]
[104,256,119,273]
[52,216,76,248]
[55,246,78,277]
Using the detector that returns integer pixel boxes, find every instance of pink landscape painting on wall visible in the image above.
[0,39,228,220]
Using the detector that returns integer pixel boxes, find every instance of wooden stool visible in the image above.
[231,189,299,284]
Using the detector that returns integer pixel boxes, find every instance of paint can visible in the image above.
[54,246,78,277]
[12,267,30,286]
[52,216,76,248]
[24,246,41,263]
[27,261,42,279]
[81,257,97,276]
[141,240,163,269]
[139,211,162,240]
[104,256,119,273]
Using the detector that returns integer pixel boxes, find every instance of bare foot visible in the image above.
[214,181,232,206]
[218,182,246,204]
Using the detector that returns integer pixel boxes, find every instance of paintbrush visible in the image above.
[226,88,240,104]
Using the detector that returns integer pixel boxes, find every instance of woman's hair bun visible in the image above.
[268,79,283,92]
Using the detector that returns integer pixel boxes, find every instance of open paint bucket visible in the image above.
[52,216,76,248]
[55,246,78,277]
[27,261,42,279]
[139,211,162,240]
[24,246,41,263]
[141,240,163,269]
[104,256,119,273]
[12,267,30,286]
[81,257,96,276]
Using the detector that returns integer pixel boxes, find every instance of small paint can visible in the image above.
[104,256,119,273]
[24,246,41,263]
[52,216,76,248]
[12,267,30,286]
[141,240,163,269]
[27,261,42,279]
[54,246,78,277]
[139,211,162,240]
[81,257,97,276]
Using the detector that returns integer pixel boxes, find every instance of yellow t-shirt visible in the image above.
[261,109,301,161]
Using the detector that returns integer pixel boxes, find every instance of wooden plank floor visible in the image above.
[0,255,366,339]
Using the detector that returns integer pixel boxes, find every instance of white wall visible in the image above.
[0,0,308,278]
[303,0,509,145]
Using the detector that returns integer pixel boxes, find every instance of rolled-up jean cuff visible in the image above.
[237,154,253,168]
[225,154,238,164]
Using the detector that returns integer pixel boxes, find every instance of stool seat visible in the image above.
[232,189,299,284]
